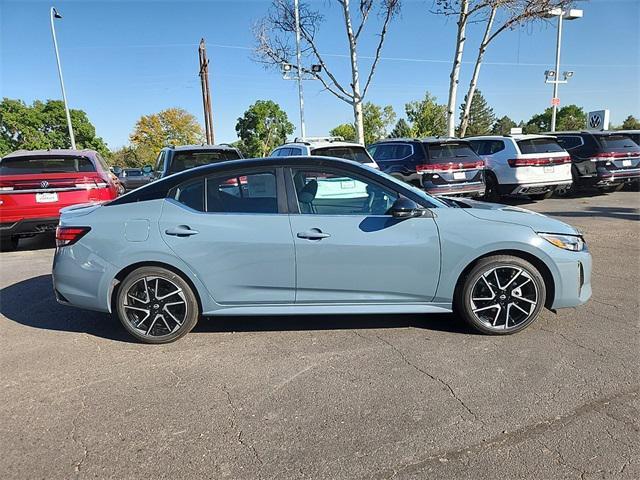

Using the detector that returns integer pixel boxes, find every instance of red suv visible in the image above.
[0,149,119,250]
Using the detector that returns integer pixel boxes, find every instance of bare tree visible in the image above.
[255,0,401,144]
[458,0,576,137]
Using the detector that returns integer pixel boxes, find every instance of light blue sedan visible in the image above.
[52,157,591,343]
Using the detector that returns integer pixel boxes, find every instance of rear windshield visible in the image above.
[516,138,564,154]
[311,146,372,163]
[169,150,241,174]
[597,135,638,150]
[426,142,478,161]
[124,170,142,176]
[0,156,96,175]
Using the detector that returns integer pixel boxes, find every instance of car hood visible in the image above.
[440,197,579,235]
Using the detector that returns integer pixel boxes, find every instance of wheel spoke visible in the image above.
[156,288,183,301]
[145,315,160,335]
[513,295,536,305]
[503,268,522,290]
[511,301,530,316]
[159,315,173,332]
[504,304,512,329]
[163,307,183,327]
[473,304,500,313]
[481,275,496,297]
[124,305,150,315]
[491,305,502,326]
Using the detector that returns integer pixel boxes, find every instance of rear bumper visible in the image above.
[0,217,59,237]
[422,180,485,197]
[506,181,572,195]
[595,167,640,184]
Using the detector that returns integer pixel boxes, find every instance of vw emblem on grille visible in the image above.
[589,114,602,129]
[40,180,50,189]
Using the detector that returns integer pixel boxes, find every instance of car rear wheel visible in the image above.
[482,172,501,202]
[455,255,546,335]
[116,266,199,344]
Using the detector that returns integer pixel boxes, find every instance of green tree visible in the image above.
[390,119,412,138]
[0,98,108,157]
[458,90,495,136]
[235,100,294,158]
[329,123,357,142]
[524,105,585,133]
[129,107,203,164]
[621,115,640,130]
[492,115,517,135]
[109,146,143,168]
[405,92,447,137]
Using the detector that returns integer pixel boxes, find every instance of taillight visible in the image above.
[416,160,484,174]
[74,178,109,189]
[590,151,640,162]
[508,155,571,167]
[56,226,91,247]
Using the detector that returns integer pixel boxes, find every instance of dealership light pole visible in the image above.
[50,6,76,149]
[293,0,306,139]
[544,8,583,132]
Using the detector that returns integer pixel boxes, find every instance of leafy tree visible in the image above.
[329,123,357,142]
[621,115,640,130]
[458,89,494,136]
[109,146,143,168]
[235,100,294,158]
[390,118,412,138]
[492,115,517,135]
[405,92,447,137]
[0,98,108,157]
[129,107,203,165]
[524,105,585,133]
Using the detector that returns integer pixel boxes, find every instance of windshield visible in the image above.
[169,150,241,174]
[311,146,373,164]
[597,135,639,150]
[0,156,96,175]
[426,142,478,161]
[516,138,565,154]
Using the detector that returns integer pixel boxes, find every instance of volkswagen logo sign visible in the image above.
[40,180,49,189]
[589,114,602,129]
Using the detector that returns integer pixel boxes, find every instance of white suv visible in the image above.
[269,137,379,170]
[467,134,572,200]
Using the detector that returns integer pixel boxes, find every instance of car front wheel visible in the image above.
[455,255,546,335]
[116,266,199,344]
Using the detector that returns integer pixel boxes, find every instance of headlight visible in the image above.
[539,233,585,252]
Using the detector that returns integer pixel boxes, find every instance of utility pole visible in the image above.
[294,0,306,139]
[50,7,76,149]
[198,39,215,144]
[550,13,563,133]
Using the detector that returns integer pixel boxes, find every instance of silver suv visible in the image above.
[269,137,379,169]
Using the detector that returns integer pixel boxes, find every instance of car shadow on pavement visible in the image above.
[1,274,475,341]
[0,274,135,343]
[540,206,640,222]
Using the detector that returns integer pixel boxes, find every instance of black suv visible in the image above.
[152,144,243,180]
[553,131,640,192]
[367,137,485,197]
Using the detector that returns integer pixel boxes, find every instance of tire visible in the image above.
[0,236,19,252]
[529,190,554,201]
[482,171,501,202]
[454,255,546,335]
[116,266,199,344]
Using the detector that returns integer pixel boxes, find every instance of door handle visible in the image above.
[165,225,199,237]
[297,229,331,240]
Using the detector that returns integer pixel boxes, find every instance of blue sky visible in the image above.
[1,0,638,149]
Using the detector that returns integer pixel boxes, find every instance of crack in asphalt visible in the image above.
[374,387,639,480]
[537,327,604,357]
[222,385,263,477]
[370,332,478,422]
[70,393,88,474]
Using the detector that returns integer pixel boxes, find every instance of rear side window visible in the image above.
[0,156,96,175]
[516,138,564,154]
[556,136,583,150]
[207,171,278,214]
[173,179,205,212]
[169,150,241,174]
[426,142,478,161]
[597,135,638,150]
[311,146,372,163]
[368,143,413,161]
[470,140,504,156]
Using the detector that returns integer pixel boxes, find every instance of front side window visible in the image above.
[291,168,398,216]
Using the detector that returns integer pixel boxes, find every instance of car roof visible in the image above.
[2,148,99,159]
[279,141,367,150]
[372,136,466,144]
[464,134,556,141]
[550,130,625,136]
[164,144,238,152]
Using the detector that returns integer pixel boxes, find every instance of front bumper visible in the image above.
[551,250,592,309]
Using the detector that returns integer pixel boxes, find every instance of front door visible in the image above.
[287,167,440,304]
[160,168,295,305]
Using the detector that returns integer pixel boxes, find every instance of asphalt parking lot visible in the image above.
[1,190,638,480]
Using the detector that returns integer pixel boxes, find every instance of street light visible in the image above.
[50,6,76,149]
[544,8,583,132]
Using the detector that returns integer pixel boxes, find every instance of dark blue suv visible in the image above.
[367,137,485,197]
[152,144,243,180]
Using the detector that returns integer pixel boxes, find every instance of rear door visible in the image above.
[286,166,440,303]
[159,167,296,305]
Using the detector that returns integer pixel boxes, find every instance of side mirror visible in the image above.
[142,165,153,174]
[389,197,421,219]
